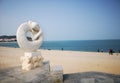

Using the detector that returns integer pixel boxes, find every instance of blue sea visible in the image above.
[0,40,120,52]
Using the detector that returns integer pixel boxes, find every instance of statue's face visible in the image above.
[29,21,40,33]
[32,26,39,33]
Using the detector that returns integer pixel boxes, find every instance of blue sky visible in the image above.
[0,0,120,40]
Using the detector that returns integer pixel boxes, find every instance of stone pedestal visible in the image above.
[51,66,63,83]
[20,52,43,71]
[0,61,64,83]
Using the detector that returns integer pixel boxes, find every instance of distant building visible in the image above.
[0,35,16,42]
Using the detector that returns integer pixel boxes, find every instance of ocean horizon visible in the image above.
[0,39,120,52]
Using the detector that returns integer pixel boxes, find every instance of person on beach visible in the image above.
[109,49,113,55]
[97,49,100,52]
[101,49,103,52]
[119,50,120,53]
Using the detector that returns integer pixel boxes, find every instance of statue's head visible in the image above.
[28,21,40,33]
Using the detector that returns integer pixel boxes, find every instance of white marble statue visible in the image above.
[20,52,43,71]
[16,21,43,70]
[16,21,43,52]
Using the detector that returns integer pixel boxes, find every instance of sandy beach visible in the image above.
[0,47,120,75]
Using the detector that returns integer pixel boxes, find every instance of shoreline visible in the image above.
[1,40,120,53]
[0,46,119,54]
[0,46,111,53]
[0,41,17,43]
[0,46,120,75]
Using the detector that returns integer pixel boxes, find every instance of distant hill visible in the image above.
[0,35,16,42]
[0,35,32,42]
[0,35,16,39]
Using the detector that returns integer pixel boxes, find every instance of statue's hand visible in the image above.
[32,29,42,41]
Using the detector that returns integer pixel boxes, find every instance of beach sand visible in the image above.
[0,47,120,75]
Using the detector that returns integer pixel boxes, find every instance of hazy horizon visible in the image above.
[0,0,120,41]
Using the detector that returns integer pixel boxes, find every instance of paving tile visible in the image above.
[81,78,95,83]
[95,75,114,83]
[95,78,114,83]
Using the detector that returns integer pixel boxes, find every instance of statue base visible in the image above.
[20,52,43,71]
[0,61,63,83]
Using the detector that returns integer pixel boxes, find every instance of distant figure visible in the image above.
[48,49,51,50]
[61,48,63,51]
[97,49,100,52]
[119,50,120,53]
[101,49,103,52]
[109,49,113,55]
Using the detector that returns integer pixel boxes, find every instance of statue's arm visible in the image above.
[32,30,42,41]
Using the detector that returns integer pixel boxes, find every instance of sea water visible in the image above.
[0,40,120,52]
